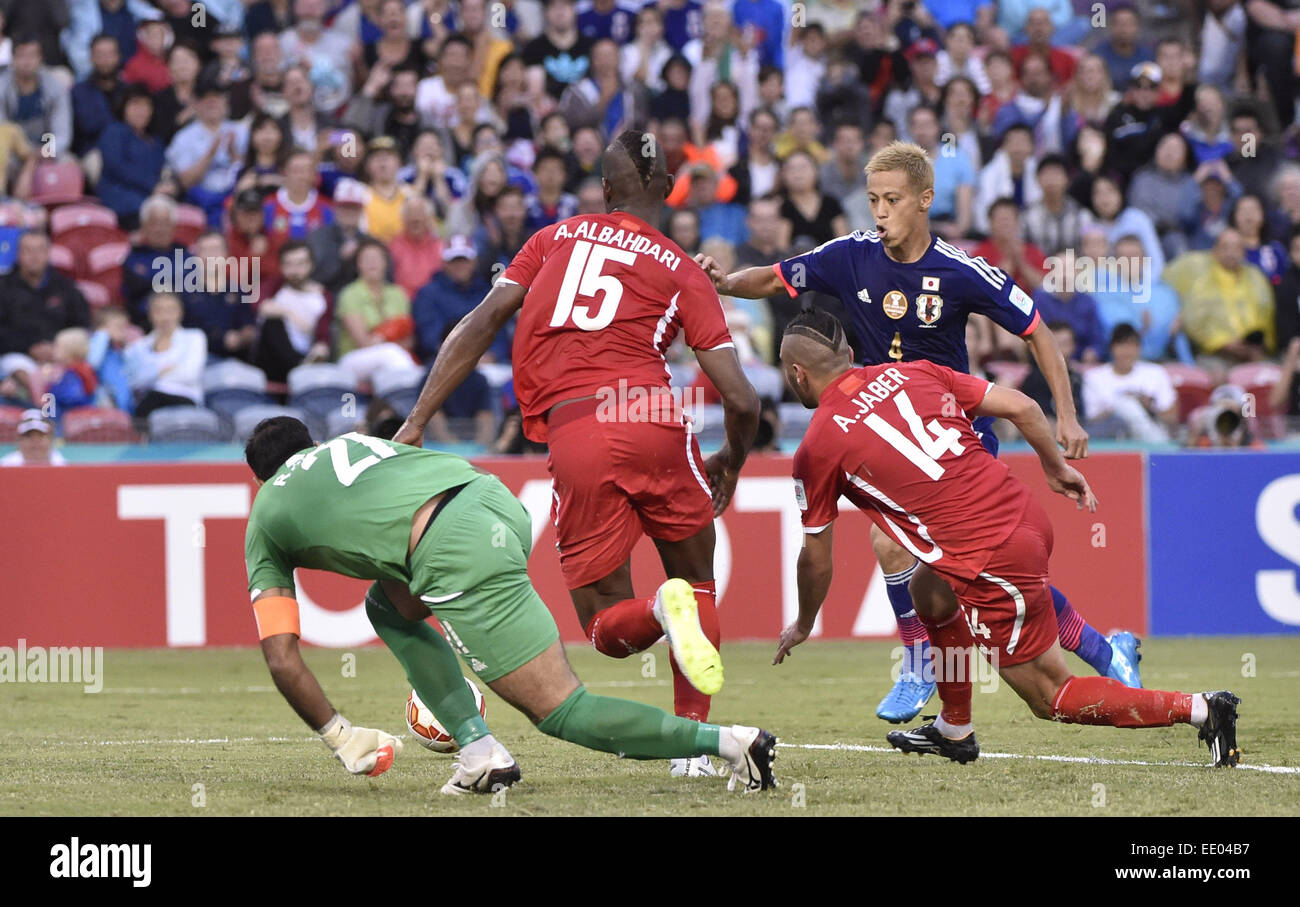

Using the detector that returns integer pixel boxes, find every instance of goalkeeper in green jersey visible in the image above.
[243,417,777,794]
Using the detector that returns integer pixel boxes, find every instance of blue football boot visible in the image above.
[1105,631,1143,689]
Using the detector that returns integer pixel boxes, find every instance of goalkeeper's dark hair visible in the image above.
[245,416,315,481]
[784,306,849,353]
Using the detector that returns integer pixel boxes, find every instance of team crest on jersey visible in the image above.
[882,290,908,319]
[917,294,944,325]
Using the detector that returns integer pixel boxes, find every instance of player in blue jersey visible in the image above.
[697,141,1142,723]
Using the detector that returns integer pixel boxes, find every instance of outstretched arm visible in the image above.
[972,385,1098,512]
[695,255,788,299]
[393,281,526,446]
[1024,320,1089,458]
[254,589,403,775]
[775,525,834,664]
[694,345,760,515]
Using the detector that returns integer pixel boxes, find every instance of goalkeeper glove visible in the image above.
[317,713,403,776]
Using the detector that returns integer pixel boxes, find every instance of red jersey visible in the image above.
[792,361,1033,582]
[501,212,733,442]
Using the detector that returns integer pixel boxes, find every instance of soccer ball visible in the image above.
[405,679,487,754]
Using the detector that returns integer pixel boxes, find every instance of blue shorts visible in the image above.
[973,414,1000,458]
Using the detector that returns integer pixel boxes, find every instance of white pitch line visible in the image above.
[35,735,1300,775]
[783,742,1300,775]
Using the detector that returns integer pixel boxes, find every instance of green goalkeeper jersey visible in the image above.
[244,433,483,595]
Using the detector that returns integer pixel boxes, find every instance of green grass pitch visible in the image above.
[2,638,1296,816]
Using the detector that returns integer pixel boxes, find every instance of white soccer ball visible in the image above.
[405,679,487,753]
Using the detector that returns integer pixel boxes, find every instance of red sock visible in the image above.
[670,580,719,722]
[920,609,974,727]
[584,596,662,657]
[1051,676,1193,728]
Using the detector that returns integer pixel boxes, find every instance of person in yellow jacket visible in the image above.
[1162,228,1275,361]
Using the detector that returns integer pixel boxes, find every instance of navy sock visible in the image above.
[1051,585,1111,675]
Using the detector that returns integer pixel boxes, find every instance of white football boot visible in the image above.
[721,725,778,792]
[669,755,719,777]
[440,740,521,795]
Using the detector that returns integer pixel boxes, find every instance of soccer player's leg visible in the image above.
[870,524,935,723]
[977,411,1142,687]
[1049,584,1143,688]
[547,406,668,659]
[364,581,494,754]
[492,640,777,792]
[999,645,1241,767]
[631,416,725,777]
[413,475,776,791]
[885,563,979,764]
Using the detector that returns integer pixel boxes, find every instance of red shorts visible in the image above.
[946,497,1059,667]
[546,397,714,589]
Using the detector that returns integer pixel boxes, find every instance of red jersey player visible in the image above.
[772,309,1241,767]
[394,130,760,778]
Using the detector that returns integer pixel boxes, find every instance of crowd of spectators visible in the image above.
[1,0,1299,451]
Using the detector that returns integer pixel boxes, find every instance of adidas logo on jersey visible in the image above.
[858,288,872,305]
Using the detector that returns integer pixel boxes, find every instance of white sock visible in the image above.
[717,725,746,764]
[460,733,497,761]
[1190,694,1208,727]
[934,715,973,740]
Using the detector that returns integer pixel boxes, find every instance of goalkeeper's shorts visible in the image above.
[408,474,560,683]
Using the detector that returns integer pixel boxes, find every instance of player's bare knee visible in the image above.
[489,642,581,725]
[870,525,915,574]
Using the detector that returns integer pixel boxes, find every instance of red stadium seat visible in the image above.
[30,161,87,207]
[51,203,118,236]
[1228,362,1285,439]
[1163,363,1214,422]
[0,406,25,443]
[173,204,208,247]
[48,242,76,276]
[62,407,141,443]
[65,233,132,279]
[77,280,112,309]
[84,241,130,301]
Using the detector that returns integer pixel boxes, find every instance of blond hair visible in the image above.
[865,141,934,195]
[54,327,91,362]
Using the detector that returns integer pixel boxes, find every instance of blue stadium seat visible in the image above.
[147,406,230,442]
[233,404,312,442]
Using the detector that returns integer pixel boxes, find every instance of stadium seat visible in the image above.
[1163,363,1214,422]
[1228,362,1285,439]
[778,402,815,441]
[48,242,76,276]
[371,364,426,416]
[50,203,117,236]
[324,408,361,439]
[287,363,361,421]
[173,204,208,248]
[62,407,141,443]
[232,403,311,442]
[84,241,130,299]
[203,360,273,425]
[77,280,112,309]
[147,406,230,442]
[29,161,86,207]
[53,217,130,274]
[0,406,25,443]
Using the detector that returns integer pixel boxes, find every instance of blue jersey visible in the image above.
[777,231,1043,457]
[776,231,1041,375]
[576,1,641,44]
